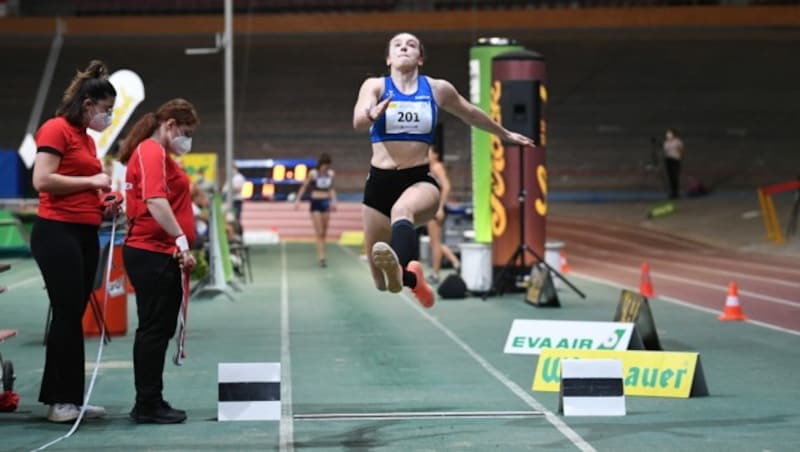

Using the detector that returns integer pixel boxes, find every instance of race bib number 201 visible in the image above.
[385,101,433,135]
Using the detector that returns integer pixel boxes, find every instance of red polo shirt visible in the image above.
[35,116,103,226]
[124,139,196,254]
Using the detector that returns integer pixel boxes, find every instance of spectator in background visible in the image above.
[117,98,199,424]
[663,128,685,199]
[30,59,115,423]
[294,153,337,267]
[195,167,214,194]
[191,183,210,249]
[231,166,246,227]
[426,145,460,284]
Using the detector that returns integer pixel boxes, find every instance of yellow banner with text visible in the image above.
[532,348,707,398]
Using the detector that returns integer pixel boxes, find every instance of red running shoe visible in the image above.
[406,261,435,308]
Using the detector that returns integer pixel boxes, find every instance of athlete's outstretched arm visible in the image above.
[329,170,338,210]
[434,78,534,147]
[294,170,314,208]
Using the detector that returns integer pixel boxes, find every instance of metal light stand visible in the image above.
[486,145,585,299]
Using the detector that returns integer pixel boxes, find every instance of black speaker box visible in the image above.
[499,79,541,145]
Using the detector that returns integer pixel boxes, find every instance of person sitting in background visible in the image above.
[221,167,246,235]
[191,183,209,249]
[231,166,246,228]
[194,167,215,195]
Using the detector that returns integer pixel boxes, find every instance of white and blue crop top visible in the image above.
[310,169,333,191]
[369,75,438,144]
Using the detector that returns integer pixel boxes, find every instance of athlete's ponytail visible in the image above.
[118,112,159,164]
[56,60,116,127]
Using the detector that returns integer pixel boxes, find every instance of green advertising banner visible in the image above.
[469,41,523,243]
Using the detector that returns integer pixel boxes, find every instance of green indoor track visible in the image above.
[1,243,799,451]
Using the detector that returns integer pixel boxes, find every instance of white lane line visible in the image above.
[567,241,800,289]
[572,271,800,337]
[340,244,595,452]
[571,254,800,309]
[295,411,543,420]
[5,275,42,290]
[279,242,294,452]
[246,283,282,289]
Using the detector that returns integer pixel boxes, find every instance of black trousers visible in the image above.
[123,245,182,407]
[665,157,681,199]
[31,217,99,405]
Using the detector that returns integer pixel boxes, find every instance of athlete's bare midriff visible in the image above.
[309,190,331,200]
[370,140,430,170]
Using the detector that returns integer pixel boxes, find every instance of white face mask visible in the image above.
[88,111,112,132]
[171,135,193,155]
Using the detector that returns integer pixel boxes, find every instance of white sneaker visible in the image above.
[47,403,107,422]
[47,403,80,423]
[81,404,107,419]
[372,242,403,293]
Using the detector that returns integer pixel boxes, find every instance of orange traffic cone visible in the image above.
[560,249,571,273]
[639,262,655,297]
[718,281,748,321]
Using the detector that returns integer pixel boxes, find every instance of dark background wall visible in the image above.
[1,27,798,197]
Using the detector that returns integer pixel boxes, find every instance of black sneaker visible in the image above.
[319,259,327,268]
[130,400,187,424]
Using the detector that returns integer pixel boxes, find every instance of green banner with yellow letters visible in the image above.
[469,41,522,244]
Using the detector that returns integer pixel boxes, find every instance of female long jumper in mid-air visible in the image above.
[352,32,533,308]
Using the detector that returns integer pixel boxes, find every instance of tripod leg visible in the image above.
[486,246,525,299]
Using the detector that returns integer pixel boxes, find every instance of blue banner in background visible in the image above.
[0,150,22,198]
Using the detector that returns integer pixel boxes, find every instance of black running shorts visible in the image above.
[362,164,440,218]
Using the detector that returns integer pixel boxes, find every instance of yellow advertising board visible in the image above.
[532,348,708,398]
[180,153,217,185]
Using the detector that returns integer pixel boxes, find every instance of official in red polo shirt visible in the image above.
[117,98,198,424]
[31,60,116,423]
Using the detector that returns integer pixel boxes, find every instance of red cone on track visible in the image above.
[560,249,571,273]
[719,281,748,321]
[639,262,655,297]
